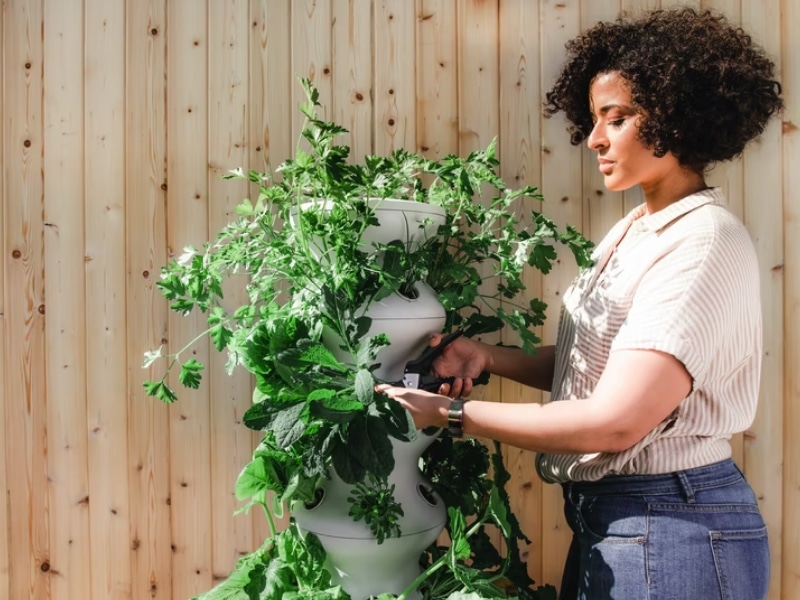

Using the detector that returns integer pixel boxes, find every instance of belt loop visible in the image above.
[676,471,696,504]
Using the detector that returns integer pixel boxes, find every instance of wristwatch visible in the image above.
[447,398,465,438]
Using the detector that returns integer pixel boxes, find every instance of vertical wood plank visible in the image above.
[781,0,800,594]
[539,0,585,590]
[166,0,213,597]
[0,0,4,322]
[374,0,416,154]
[42,0,92,596]
[497,0,545,587]
[207,0,255,584]
[85,0,132,598]
[457,0,500,371]
[579,0,623,241]
[456,0,499,366]
[741,3,784,599]
[4,3,49,599]
[701,0,746,468]
[125,0,172,597]
[0,0,8,592]
[0,315,6,600]
[332,1,374,159]
[249,0,293,543]
[459,0,502,554]
[250,0,292,176]
[416,0,459,158]
[292,0,333,141]
[457,0,499,157]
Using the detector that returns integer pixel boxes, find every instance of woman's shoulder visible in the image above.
[665,191,754,255]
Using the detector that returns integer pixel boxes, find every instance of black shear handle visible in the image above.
[418,376,457,392]
[403,330,464,375]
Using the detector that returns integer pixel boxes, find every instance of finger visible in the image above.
[429,333,444,347]
[438,382,452,396]
[444,379,462,398]
[461,378,474,397]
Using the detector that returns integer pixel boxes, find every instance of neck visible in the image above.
[641,169,707,214]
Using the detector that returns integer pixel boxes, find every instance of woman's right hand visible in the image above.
[429,333,490,397]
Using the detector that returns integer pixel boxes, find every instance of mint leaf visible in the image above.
[354,369,375,405]
[272,403,307,448]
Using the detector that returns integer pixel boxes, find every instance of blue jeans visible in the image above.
[559,459,769,600]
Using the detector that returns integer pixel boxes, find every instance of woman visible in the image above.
[378,8,782,599]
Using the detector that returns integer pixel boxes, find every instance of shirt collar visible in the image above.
[626,187,725,233]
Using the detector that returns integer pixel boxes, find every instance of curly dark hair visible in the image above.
[544,8,783,173]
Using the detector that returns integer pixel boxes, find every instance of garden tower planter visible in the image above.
[292,200,448,599]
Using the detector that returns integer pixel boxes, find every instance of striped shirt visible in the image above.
[536,188,762,483]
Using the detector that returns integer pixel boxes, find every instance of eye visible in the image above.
[609,118,625,128]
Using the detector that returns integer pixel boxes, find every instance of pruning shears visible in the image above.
[395,330,465,392]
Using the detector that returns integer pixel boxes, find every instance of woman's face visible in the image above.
[587,71,679,192]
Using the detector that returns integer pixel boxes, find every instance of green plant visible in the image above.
[348,473,404,544]
[144,78,591,600]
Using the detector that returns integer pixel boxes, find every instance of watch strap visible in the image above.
[447,397,465,438]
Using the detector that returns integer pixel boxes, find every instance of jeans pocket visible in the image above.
[710,525,769,600]
[574,494,647,543]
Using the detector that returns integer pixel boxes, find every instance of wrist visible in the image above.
[447,397,466,438]
[480,341,494,372]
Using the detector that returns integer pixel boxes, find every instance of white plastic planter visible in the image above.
[290,197,447,256]
[291,198,449,599]
[292,432,445,599]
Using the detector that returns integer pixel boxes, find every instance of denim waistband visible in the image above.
[561,459,743,501]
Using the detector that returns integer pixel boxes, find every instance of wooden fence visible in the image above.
[1,0,797,598]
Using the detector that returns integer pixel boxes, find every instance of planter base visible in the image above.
[293,432,445,599]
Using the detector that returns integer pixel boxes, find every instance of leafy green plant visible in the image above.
[348,474,404,544]
[144,78,591,599]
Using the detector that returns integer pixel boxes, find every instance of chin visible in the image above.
[603,177,635,193]
[603,181,626,192]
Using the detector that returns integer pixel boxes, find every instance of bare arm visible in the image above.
[483,343,556,392]
[430,334,556,395]
[384,348,691,455]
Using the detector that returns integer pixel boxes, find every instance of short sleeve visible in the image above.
[611,209,760,388]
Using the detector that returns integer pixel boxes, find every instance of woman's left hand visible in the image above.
[375,384,450,430]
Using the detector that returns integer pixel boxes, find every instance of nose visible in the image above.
[587,121,607,151]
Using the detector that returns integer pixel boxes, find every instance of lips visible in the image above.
[598,158,614,174]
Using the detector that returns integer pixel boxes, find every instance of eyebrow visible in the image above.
[597,103,632,115]
[590,103,635,121]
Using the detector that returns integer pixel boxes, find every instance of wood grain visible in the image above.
[742,4,785,598]
[85,0,132,597]
[0,3,796,599]
[207,0,256,584]
[166,1,213,597]
[780,0,800,594]
[498,0,546,586]
[3,4,49,598]
[375,0,417,154]
[125,0,172,597]
[332,0,374,159]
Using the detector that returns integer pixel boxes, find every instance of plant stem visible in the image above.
[396,555,448,600]
[262,497,278,538]
[396,511,491,600]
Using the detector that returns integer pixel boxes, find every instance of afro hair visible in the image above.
[544,7,783,173]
